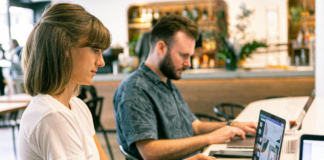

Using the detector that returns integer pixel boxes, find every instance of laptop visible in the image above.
[227,90,316,149]
[290,89,316,130]
[299,134,324,160]
[212,110,286,159]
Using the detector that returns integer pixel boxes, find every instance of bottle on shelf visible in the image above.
[297,30,303,47]
[209,26,216,50]
[201,54,209,68]
[146,8,153,22]
[165,8,171,16]
[173,8,180,16]
[300,49,306,66]
[140,8,147,22]
[182,6,189,19]
[202,7,208,21]
[153,8,160,20]
[131,8,139,19]
[191,5,199,22]
[304,27,309,46]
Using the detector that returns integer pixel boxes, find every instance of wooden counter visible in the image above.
[93,68,314,82]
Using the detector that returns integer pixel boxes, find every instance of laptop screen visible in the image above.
[290,89,316,130]
[300,134,324,160]
[253,110,286,160]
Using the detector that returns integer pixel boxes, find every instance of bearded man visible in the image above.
[113,15,257,160]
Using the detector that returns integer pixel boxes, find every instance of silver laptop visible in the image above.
[290,89,316,131]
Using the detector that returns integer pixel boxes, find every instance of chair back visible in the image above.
[0,111,19,126]
[78,85,115,160]
[263,96,287,100]
[78,85,98,101]
[0,110,19,157]
[119,145,140,160]
[78,85,102,129]
[84,97,103,129]
[214,103,245,120]
[194,113,223,122]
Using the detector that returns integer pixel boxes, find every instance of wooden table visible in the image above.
[0,94,31,117]
[203,96,309,160]
[0,94,32,103]
[0,102,29,114]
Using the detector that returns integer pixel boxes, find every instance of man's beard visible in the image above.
[159,50,186,80]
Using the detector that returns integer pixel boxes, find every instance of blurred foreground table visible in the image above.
[0,93,32,103]
[203,96,309,159]
[0,102,29,114]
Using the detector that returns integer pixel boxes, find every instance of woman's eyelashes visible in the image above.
[93,49,100,54]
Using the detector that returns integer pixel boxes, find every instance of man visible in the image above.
[9,39,23,79]
[135,19,158,63]
[113,15,257,160]
[0,44,5,95]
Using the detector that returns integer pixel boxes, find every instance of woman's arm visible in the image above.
[94,134,109,160]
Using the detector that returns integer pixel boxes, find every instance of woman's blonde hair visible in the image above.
[22,3,111,96]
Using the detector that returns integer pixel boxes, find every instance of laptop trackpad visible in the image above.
[227,135,255,148]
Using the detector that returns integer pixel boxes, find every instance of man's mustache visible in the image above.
[178,67,186,71]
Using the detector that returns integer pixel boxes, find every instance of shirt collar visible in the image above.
[139,63,174,90]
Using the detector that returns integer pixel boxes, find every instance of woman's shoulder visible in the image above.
[24,95,73,120]
[28,94,60,112]
[20,94,75,136]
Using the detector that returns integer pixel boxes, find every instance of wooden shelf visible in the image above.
[128,20,216,29]
[203,50,216,54]
[128,23,151,29]
[302,15,315,21]
[197,20,217,26]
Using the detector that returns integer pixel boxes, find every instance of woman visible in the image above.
[18,3,110,160]
[18,3,216,160]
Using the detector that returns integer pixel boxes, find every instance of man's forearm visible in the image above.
[195,121,227,135]
[136,135,210,160]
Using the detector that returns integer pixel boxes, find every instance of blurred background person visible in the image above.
[1,39,23,95]
[0,43,5,59]
[9,39,23,81]
[0,43,5,95]
[135,19,157,63]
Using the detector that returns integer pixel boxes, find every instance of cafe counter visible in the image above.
[93,68,314,82]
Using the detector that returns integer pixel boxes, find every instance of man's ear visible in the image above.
[156,41,167,56]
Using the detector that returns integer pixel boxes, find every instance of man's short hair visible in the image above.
[22,3,111,96]
[149,15,198,52]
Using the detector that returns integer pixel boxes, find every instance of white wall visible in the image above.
[225,0,287,44]
[51,0,288,48]
[315,0,324,96]
[225,0,288,66]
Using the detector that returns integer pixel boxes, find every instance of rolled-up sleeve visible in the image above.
[116,99,158,146]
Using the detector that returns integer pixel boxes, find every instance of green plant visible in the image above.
[289,5,304,30]
[239,40,268,60]
[217,3,268,67]
[128,33,140,56]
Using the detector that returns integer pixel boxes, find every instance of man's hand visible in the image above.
[206,126,245,144]
[232,122,258,134]
[184,153,216,160]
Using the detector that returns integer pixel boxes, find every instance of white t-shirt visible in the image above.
[18,94,100,160]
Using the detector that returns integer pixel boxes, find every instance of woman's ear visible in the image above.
[156,40,167,56]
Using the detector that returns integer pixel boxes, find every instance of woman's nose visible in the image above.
[96,52,105,67]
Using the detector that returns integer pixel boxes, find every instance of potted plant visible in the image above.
[217,3,268,71]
